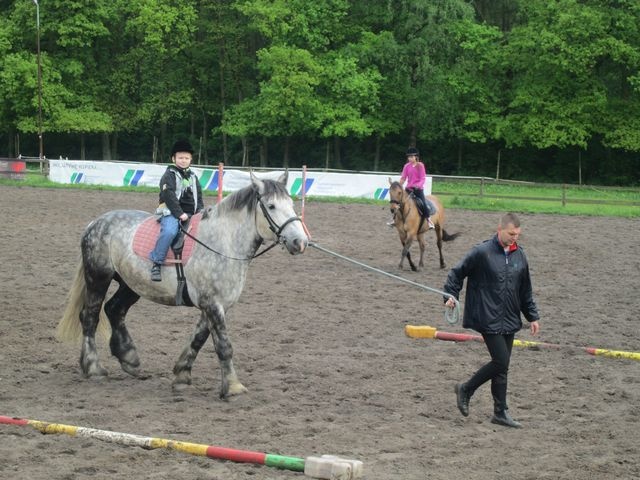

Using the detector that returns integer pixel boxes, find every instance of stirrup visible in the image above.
[150,263,162,282]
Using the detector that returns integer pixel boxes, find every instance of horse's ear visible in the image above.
[388,177,393,186]
[250,170,265,194]
[277,170,289,186]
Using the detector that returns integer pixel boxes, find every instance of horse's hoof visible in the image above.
[86,371,108,381]
[84,365,108,379]
[220,382,248,400]
[227,383,248,396]
[121,363,143,378]
[172,381,191,393]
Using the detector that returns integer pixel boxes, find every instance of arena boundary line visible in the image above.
[405,325,640,361]
[0,416,363,479]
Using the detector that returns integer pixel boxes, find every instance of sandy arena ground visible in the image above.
[0,185,638,480]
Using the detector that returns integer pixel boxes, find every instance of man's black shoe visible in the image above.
[455,383,469,417]
[150,263,162,282]
[491,410,522,428]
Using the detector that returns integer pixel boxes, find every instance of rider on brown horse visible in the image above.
[389,147,436,229]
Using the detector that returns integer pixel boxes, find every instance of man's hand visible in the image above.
[530,320,540,336]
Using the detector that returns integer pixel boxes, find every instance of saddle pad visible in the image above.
[132,213,202,265]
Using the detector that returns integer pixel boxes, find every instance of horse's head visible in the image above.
[388,178,405,217]
[251,171,308,255]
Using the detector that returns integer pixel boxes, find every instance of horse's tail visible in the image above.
[56,259,110,343]
[442,230,461,242]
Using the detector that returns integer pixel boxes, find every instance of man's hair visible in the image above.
[500,212,520,228]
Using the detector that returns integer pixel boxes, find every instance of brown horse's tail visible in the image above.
[442,230,461,242]
[56,259,110,343]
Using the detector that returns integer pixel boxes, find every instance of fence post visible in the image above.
[217,163,224,204]
[479,177,484,198]
[562,184,566,207]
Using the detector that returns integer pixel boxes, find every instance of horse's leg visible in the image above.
[435,224,446,268]
[79,275,111,379]
[203,304,247,399]
[172,311,211,391]
[402,236,418,272]
[418,231,426,270]
[104,281,142,377]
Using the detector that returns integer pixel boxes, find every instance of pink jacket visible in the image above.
[401,161,426,189]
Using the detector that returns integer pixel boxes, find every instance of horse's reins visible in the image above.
[179,193,302,261]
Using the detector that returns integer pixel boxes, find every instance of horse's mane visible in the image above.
[215,179,289,216]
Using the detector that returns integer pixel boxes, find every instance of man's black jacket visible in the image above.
[444,235,539,334]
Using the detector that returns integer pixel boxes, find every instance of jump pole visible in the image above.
[405,325,640,361]
[0,416,363,479]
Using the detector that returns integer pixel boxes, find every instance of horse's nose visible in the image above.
[288,237,307,254]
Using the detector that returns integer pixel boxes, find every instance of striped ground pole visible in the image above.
[405,325,640,361]
[0,416,304,472]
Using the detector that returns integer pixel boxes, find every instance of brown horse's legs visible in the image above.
[401,236,418,272]
[418,232,426,269]
[436,225,446,268]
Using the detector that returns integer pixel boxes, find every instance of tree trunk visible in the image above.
[374,135,381,171]
[283,137,290,168]
[101,133,111,160]
[578,149,582,185]
[218,35,229,164]
[457,138,463,172]
[325,140,330,170]
[152,136,158,163]
[333,136,343,169]
[201,110,208,165]
[14,132,21,158]
[241,137,248,167]
[409,125,417,148]
[260,137,268,167]
[197,136,203,165]
[111,133,118,160]
[496,148,501,180]
[160,123,167,162]
[80,134,86,160]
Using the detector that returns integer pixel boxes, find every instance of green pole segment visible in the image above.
[265,453,306,471]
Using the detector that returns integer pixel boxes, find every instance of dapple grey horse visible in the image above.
[57,172,308,399]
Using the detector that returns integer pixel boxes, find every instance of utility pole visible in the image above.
[34,0,44,160]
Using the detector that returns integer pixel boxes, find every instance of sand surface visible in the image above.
[0,185,638,480]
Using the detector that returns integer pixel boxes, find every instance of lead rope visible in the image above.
[309,242,460,325]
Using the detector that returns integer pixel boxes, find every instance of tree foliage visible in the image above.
[1,0,638,184]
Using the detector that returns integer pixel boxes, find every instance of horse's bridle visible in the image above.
[180,192,302,261]
[256,192,303,243]
[389,189,411,220]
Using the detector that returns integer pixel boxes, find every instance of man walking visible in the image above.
[444,212,540,428]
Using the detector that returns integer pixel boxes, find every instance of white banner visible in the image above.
[48,160,431,200]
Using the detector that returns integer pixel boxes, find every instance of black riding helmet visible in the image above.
[171,139,194,156]
[406,146,420,157]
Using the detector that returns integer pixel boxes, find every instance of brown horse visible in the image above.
[388,179,460,271]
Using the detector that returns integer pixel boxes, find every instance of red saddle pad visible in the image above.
[132,213,202,265]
